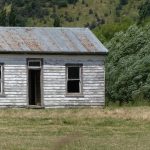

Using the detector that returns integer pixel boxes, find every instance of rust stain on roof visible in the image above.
[77,33,97,52]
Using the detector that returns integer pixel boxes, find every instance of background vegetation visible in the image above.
[0,0,148,41]
[0,0,144,28]
[106,0,150,105]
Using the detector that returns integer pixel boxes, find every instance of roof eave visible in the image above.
[0,51,108,55]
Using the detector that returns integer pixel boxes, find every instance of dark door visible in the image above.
[28,70,41,106]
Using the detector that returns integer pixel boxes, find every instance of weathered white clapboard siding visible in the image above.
[43,55,105,107]
[0,55,105,108]
[0,56,27,106]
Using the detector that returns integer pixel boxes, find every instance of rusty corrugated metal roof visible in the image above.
[0,27,108,54]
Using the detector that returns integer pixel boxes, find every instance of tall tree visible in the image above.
[9,5,17,26]
[139,0,150,21]
[0,9,6,26]
[120,0,128,5]
[53,16,61,27]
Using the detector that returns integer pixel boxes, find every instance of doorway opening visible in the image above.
[28,70,41,106]
[27,59,42,106]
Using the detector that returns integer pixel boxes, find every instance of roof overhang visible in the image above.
[0,51,108,55]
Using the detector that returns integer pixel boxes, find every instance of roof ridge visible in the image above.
[0,26,89,30]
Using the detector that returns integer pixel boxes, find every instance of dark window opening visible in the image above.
[28,60,41,67]
[67,80,80,93]
[66,65,82,94]
[68,67,79,79]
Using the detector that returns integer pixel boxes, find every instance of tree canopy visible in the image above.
[139,0,150,21]
[106,25,150,105]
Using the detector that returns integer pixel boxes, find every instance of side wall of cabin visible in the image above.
[0,54,105,107]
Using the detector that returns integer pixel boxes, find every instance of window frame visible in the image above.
[27,59,42,69]
[0,63,4,95]
[65,64,83,97]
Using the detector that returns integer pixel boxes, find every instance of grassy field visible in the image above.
[0,107,150,150]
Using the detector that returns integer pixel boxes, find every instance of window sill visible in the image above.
[65,94,84,98]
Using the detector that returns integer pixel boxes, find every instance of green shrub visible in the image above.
[93,19,132,43]
[106,25,150,104]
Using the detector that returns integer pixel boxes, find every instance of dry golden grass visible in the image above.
[1,106,149,121]
[0,107,150,150]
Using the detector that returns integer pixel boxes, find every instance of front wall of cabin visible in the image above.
[0,54,105,108]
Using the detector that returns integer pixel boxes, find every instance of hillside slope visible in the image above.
[0,0,144,27]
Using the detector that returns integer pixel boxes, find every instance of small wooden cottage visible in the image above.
[0,27,108,108]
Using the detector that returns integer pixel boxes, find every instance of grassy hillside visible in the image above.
[0,107,150,149]
[0,0,147,42]
[0,0,144,27]
[0,0,146,43]
[56,0,142,27]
